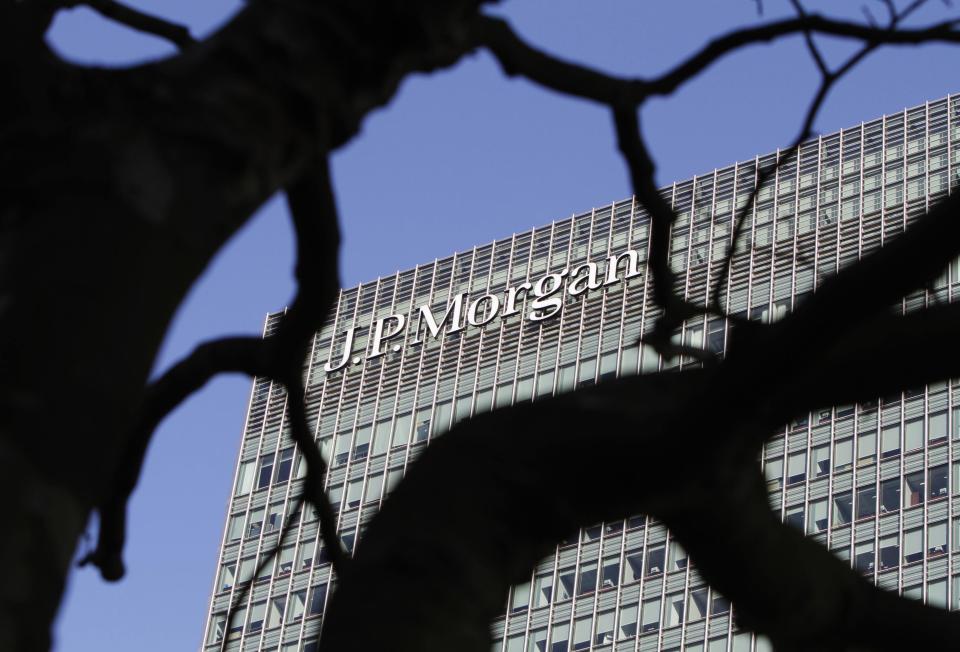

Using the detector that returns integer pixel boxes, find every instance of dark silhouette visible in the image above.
[3,1,960,650]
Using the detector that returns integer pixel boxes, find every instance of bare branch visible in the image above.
[789,0,829,75]
[70,0,195,49]
[711,0,928,314]
[478,14,960,108]
[79,336,273,580]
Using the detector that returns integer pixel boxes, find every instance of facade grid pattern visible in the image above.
[201,93,960,652]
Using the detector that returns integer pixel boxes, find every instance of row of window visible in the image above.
[765,411,952,489]
[208,582,327,644]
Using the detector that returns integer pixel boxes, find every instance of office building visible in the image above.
[202,93,960,652]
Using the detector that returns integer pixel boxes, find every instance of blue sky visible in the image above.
[48,1,960,650]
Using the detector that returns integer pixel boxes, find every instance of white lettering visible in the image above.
[468,294,501,327]
[567,262,602,296]
[502,281,532,317]
[529,273,564,322]
[369,314,406,358]
[604,250,642,285]
[411,292,466,343]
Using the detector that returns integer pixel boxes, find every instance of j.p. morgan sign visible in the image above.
[324,249,644,372]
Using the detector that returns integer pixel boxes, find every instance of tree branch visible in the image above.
[70,0,195,49]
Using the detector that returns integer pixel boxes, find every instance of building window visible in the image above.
[929,579,948,609]
[710,591,730,615]
[227,514,244,542]
[288,590,306,622]
[879,535,899,570]
[228,606,246,638]
[881,424,901,459]
[668,539,688,571]
[812,445,830,477]
[534,571,554,607]
[903,528,924,565]
[572,616,592,650]
[235,461,255,496]
[833,438,853,471]
[858,431,876,464]
[618,604,638,639]
[256,453,275,489]
[528,628,547,652]
[622,552,642,584]
[557,566,576,601]
[264,502,283,534]
[594,610,615,646]
[247,600,266,633]
[267,596,286,629]
[785,505,804,531]
[645,545,665,576]
[217,562,235,592]
[247,508,264,538]
[904,472,925,507]
[922,521,946,560]
[297,539,316,570]
[929,411,948,443]
[510,580,530,612]
[307,583,327,617]
[549,623,569,652]
[392,413,412,448]
[905,418,924,451]
[277,545,294,574]
[577,562,597,595]
[833,491,852,526]
[855,541,875,574]
[764,457,783,489]
[600,556,619,590]
[787,451,807,484]
[352,426,371,460]
[414,407,431,442]
[346,478,363,509]
[687,588,708,622]
[208,613,226,644]
[929,464,949,499]
[808,499,828,533]
[666,592,685,627]
[275,448,294,483]
[641,597,661,633]
[880,478,900,513]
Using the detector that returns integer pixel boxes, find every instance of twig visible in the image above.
[71,0,195,49]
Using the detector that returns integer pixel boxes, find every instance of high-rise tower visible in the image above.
[203,93,960,652]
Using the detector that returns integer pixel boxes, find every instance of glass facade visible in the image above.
[202,93,960,652]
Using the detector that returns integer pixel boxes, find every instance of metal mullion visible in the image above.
[357,273,402,515]
[631,517,650,652]
[399,262,436,476]
[426,251,468,441]
[550,218,575,390]
[447,248,477,429]
[509,229,538,402]
[592,202,616,383]
[482,237,513,417]
[614,197,638,378]
[529,222,556,409]
[571,209,596,385]
[335,279,384,554]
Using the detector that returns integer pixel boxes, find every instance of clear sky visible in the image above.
[49,1,960,650]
